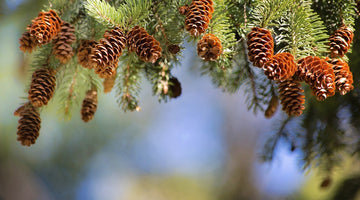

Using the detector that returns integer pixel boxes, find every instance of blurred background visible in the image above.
[1,0,360,200]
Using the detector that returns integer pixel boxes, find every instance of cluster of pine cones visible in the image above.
[15,1,223,147]
[16,10,163,146]
[247,25,354,118]
[180,0,223,61]
[14,2,356,146]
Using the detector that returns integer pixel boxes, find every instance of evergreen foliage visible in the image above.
[15,0,360,173]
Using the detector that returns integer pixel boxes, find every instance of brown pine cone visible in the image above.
[29,10,62,44]
[127,26,162,63]
[197,33,222,61]
[278,79,305,116]
[247,27,274,68]
[328,59,354,95]
[103,73,117,93]
[15,103,41,146]
[169,77,182,98]
[28,68,56,107]
[184,0,214,36]
[77,39,99,69]
[297,56,335,101]
[263,52,297,81]
[320,177,332,189]
[168,44,181,55]
[90,27,126,78]
[265,94,279,118]
[52,21,76,63]
[81,89,98,122]
[19,25,38,53]
[329,24,354,57]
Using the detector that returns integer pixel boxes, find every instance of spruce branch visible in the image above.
[250,0,292,28]
[86,0,151,29]
[64,69,77,115]
[147,0,187,62]
[145,62,172,102]
[261,116,292,162]
[116,54,142,112]
[54,60,101,120]
[85,0,119,27]
[272,0,329,59]
[312,0,357,33]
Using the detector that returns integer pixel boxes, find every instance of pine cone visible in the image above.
[77,39,99,69]
[103,74,116,93]
[278,79,305,116]
[263,52,297,81]
[297,56,335,101]
[28,68,56,107]
[247,27,274,68]
[15,103,41,146]
[52,21,76,63]
[320,177,332,189]
[169,77,182,98]
[29,10,62,44]
[81,89,98,122]
[90,27,126,78]
[127,26,162,63]
[168,44,181,55]
[19,25,38,53]
[184,0,214,36]
[329,24,354,57]
[328,59,354,95]
[265,95,279,118]
[197,33,222,61]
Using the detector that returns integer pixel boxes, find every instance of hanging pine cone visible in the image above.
[297,56,336,101]
[127,26,162,63]
[103,73,117,93]
[278,79,305,117]
[15,103,41,146]
[52,21,76,63]
[247,27,274,68]
[263,52,297,81]
[29,10,62,44]
[19,24,38,53]
[197,33,222,61]
[265,94,279,118]
[77,39,99,69]
[329,24,354,57]
[90,27,126,78]
[169,77,182,98]
[28,68,56,107]
[168,44,181,55]
[81,89,98,122]
[320,177,332,189]
[328,59,354,95]
[184,0,214,36]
